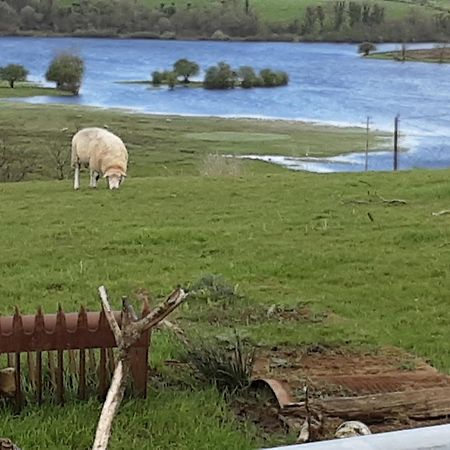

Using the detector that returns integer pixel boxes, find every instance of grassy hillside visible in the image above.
[132,0,445,23]
[0,104,449,448]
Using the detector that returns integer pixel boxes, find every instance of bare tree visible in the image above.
[47,144,70,180]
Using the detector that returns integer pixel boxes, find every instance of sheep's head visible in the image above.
[104,168,126,190]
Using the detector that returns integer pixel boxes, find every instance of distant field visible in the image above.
[56,0,448,23]
[136,0,447,20]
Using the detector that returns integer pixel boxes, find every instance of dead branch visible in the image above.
[432,210,450,216]
[92,361,129,450]
[92,285,187,450]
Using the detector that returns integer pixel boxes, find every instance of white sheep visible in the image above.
[71,127,128,190]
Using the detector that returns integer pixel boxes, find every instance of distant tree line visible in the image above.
[0,0,449,41]
[152,59,289,90]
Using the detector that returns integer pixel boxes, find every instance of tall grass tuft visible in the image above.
[199,153,244,177]
[183,333,255,393]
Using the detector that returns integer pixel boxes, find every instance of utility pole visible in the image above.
[365,116,370,171]
[393,114,400,171]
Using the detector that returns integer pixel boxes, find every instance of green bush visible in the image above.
[259,68,289,87]
[188,274,241,302]
[204,62,237,90]
[238,66,259,88]
[45,52,84,95]
[166,71,177,90]
[152,70,163,85]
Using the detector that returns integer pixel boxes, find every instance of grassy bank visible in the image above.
[0,104,449,448]
[0,103,387,181]
[0,81,69,98]
[369,47,450,64]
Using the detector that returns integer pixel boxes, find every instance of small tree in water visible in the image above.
[358,42,377,56]
[0,64,28,88]
[46,52,84,95]
[173,58,199,83]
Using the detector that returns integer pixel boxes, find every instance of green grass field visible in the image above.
[0,103,449,448]
[0,82,68,98]
[0,103,387,180]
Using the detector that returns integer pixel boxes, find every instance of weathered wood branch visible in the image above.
[283,387,450,423]
[92,361,129,450]
[92,285,187,450]
[377,195,407,205]
[432,209,450,216]
[98,286,123,346]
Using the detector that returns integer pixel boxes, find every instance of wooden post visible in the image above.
[393,114,399,171]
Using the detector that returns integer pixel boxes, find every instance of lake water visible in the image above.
[1,37,449,172]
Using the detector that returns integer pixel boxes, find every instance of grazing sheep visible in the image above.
[71,127,128,190]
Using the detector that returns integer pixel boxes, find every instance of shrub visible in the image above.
[189,273,241,302]
[238,66,259,88]
[183,333,255,393]
[211,29,230,40]
[45,52,84,95]
[152,70,163,85]
[204,62,237,89]
[166,71,177,89]
[259,68,289,87]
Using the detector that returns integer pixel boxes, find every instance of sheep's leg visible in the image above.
[90,170,99,188]
[74,164,80,190]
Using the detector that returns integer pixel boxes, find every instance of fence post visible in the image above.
[393,114,400,171]
[365,116,370,171]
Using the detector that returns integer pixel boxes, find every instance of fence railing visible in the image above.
[0,304,150,410]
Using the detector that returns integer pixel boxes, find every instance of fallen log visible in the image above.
[282,387,450,423]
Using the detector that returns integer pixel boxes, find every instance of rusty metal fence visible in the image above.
[0,305,150,410]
